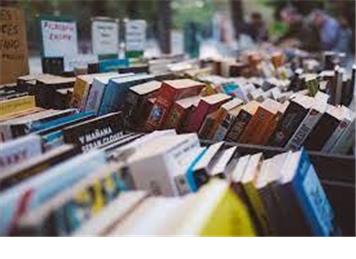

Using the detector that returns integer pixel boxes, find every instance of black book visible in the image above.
[303,105,344,151]
[41,57,64,75]
[118,65,149,74]
[268,95,312,147]
[63,112,125,152]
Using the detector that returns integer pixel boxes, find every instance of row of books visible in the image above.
[1,64,354,156]
[0,126,338,236]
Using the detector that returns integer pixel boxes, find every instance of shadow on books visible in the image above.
[201,139,355,236]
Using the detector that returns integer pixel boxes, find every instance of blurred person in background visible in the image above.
[310,9,340,51]
[278,6,320,51]
[333,16,353,56]
[244,12,269,43]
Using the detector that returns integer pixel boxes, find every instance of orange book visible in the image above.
[239,99,281,145]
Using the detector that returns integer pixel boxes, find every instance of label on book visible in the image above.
[63,112,124,152]
[92,18,119,56]
[0,7,29,84]
[40,17,78,57]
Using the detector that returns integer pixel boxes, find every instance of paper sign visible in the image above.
[40,18,78,57]
[0,7,29,84]
[92,18,119,55]
[125,20,146,52]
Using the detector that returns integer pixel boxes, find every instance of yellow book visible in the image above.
[70,76,88,109]
[176,179,256,236]
[0,96,35,117]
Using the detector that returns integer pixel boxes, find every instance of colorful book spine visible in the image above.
[0,96,36,118]
[224,110,252,142]
[85,78,107,114]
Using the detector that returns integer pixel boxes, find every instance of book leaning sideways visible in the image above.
[0,150,107,235]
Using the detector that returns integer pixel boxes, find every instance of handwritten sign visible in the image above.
[0,7,29,84]
[92,18,119,55]
[125,19,146,52]
[40,17,78,57]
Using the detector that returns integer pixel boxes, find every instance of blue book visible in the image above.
[99,58,129,72]
[98,74,154,115]
[279,149,338,236]
[185,147,208,192]
[31,111,95,133]
[0,150,106,235]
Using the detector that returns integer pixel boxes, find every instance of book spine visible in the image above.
[198,115,216,140]
[85,80,106,114]
[239,107,274,144]
[224,110,251,142]
[145,85,175,130]
[164,103,185,129]
[0,96,36,117]
[293,151,336,236]
[268,102,307,147]
[0,124,13,142]
[186,101,210,132]
[70,78,88,110]
[285,109,323,150]
[321,118,351,153]
[330,119,355,154]
[212,113,235,141]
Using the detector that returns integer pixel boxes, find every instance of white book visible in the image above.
[73,191,148,236]
[321,106,353,152]
[127,134,201,196]
[85,73,133,114]
[285,96,328,150]
[209,146,236,177]
[0,135,42,171]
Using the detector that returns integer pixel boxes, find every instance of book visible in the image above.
[209,146,237,178]
[174,179,256,236]
[224,100,260,143]
[330,113,355,154]
[73,191,148,236]
[268,95,313,147]
[186,142,224,191]
[15,162,129,236]
[63,112,124,152]
[98,74,154,115]
[85,73,133,114]
[145,79,205,130]
[212,100,244,141]
[127,134,201,196]
[164,95,201,130]
[70,72,119,111]
[0,135,42,171]
[0,150,107,235]
[276,149,337,236]
[0,144,77,191]
[0,96,36,118]
[0,109,76,141]
[285,92,329,150]
[239,99,281,145]
[185,93,231,133]
[240,152,271,235]
[124,80,161,127]
[304,105,346,151]
[321,106,354,153]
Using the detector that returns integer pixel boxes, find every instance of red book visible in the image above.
[145,79,205,130]
[185,93,231,133]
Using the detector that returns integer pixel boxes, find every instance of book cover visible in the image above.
[0,144,77,191]
[268,96,312,147]
[145,79,205,130]
[0,135,42,171]
[0,150,107,235]
[224,101,260,143]
[63,112,124,152]
[185,93,231,133]
[98,74,154,115]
